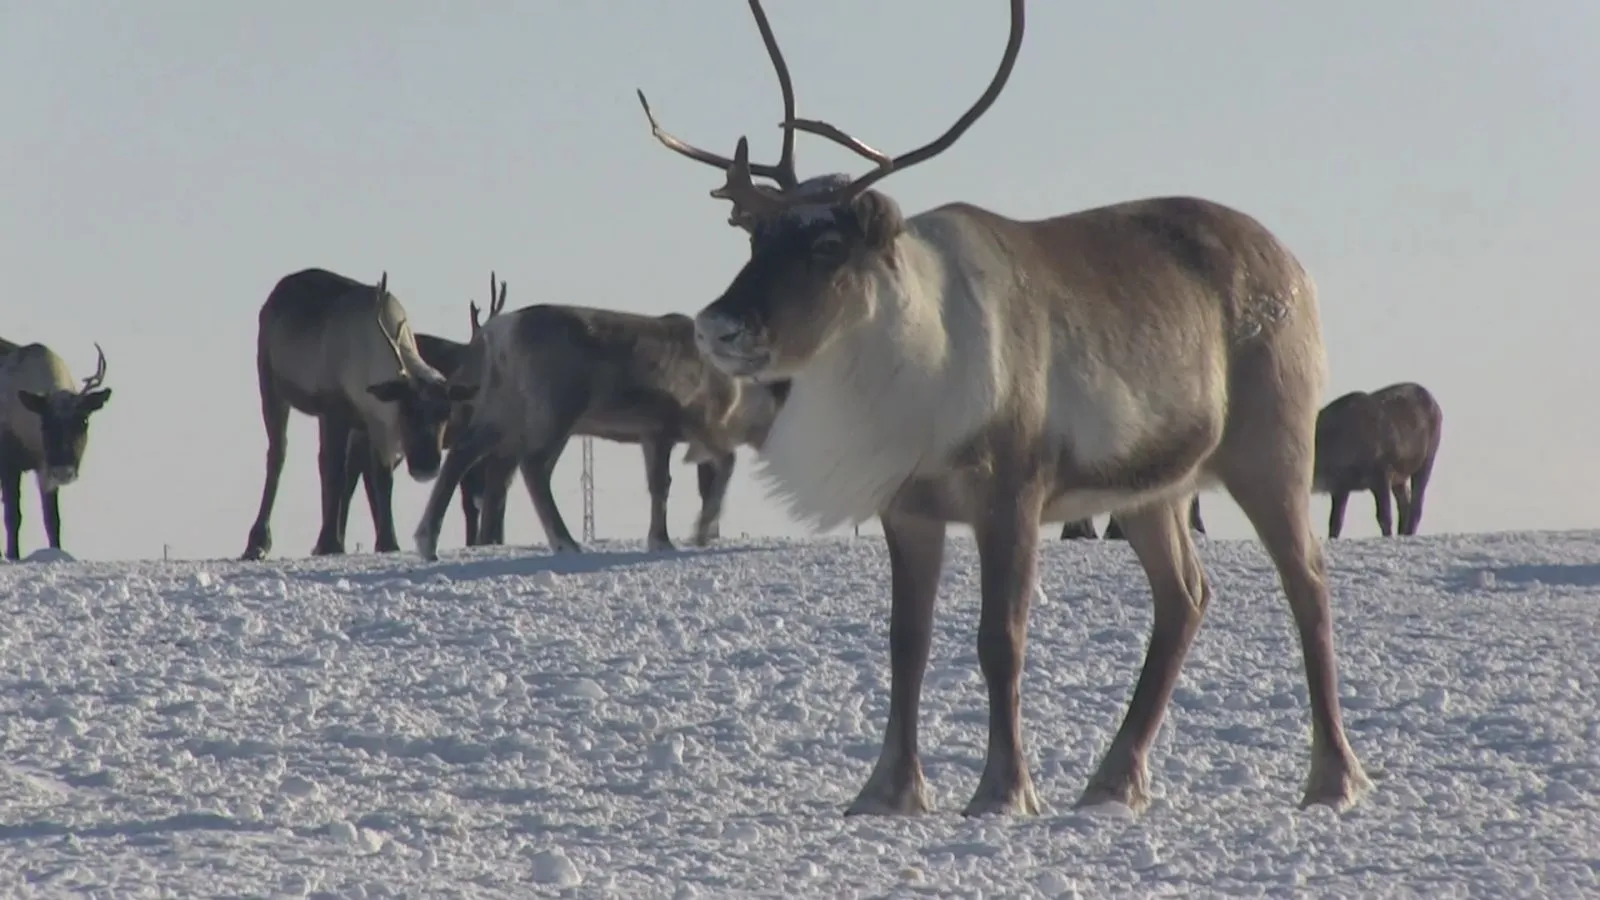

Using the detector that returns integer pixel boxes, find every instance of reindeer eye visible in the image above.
[810,231,848,267]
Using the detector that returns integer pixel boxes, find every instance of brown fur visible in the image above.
[1313,381,1443,538]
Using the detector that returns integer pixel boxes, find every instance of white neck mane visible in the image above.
[754,222,1003,531]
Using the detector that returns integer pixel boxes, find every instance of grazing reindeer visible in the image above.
[1313,381,1442,538]
[1062,496,1206,540]
[241,268,453,560]
[411,291,784,561]
[338,276,513,550]
[640,0,1369,816]
[0,340,113,560]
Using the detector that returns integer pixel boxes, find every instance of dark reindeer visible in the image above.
[1313,381,1442,538]
[241,268,454,560]
[641,0,1369,816]
[337,275,512,550]
[0,340,113,560]
[410,289,784,562]
[1062,496,1206,540]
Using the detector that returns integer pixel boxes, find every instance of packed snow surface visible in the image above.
[2,531,1598,898]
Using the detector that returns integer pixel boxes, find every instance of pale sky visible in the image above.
[4,1,1596,561]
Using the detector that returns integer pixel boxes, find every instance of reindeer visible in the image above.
[0,340,113,560]
[1062,496,1206,540]
[410,289,784,562]
[638,0,1369,817]
[241,268,454,560]
[337,275,514,550]
[1313,381,1442,539]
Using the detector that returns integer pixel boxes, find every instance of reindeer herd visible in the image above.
[1,0,1466,817]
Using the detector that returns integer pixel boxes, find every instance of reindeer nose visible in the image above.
[695,313,744,350]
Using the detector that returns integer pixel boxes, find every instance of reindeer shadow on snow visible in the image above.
[281,542,774,589]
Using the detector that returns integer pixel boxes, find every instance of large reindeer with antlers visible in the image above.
[0,340,113,560]
[241,268,453,560]
[338,274,513,549]
[639,0,1369,816]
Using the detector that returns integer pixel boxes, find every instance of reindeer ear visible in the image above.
[79,388,112,412]
[367,379,409,402]
[17,390,47,414]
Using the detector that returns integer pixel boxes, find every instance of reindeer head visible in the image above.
[636,0,1026,380]
[362,273,454,481]
[17,343,113,489]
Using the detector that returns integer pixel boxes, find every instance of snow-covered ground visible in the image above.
[1,531,1597,898]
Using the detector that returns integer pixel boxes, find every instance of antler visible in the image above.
[652,0,1027,224]
[636,0,800,194]
[374,270,410,373]
[470,271,509,335]
[79,343,108,393]
[789,0,1023,200]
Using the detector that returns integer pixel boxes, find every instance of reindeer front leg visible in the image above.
[692,452,736,547]
[362,448,401,553]
[849,508,945,815]
[641,436,676,552]
[1372,482,1394,537]
[311,416,353,556]
[38,479,62,549]
[964,480,1046,817]
[1327,491,1349,539]
[1,467,23,560]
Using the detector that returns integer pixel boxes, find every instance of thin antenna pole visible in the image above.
[580,436,595,543]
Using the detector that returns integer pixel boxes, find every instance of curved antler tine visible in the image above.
[469,301,483,333]
[636,89,792,184]
[494,273,508,315]
[747,0,798,189]
[637,89,740,171]
[80,342,108,392]
[377,271,388,298]
[787,119,893,167]
[839,0,1027,198]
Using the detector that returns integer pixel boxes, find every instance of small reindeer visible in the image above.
[1313,381,1442,538]
[0,340,113,559]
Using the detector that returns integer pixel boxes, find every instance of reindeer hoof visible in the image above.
[413,531,439,562]
[847,763,933,816]
[1299,752,1373,812]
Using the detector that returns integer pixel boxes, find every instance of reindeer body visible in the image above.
[643,0,1368,819]
[1313,381,1442,538]
[0,340,113,559]
[412,303,779,560]
[242,267,452,560]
